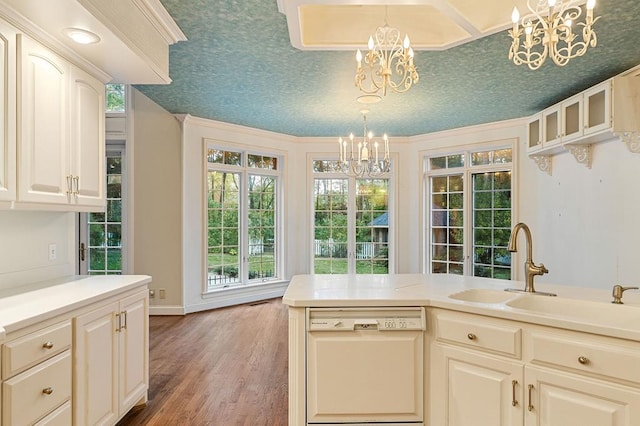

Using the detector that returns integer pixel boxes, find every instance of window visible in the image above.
[425,146,513,279]
[312,160,392,274]
[81,144,125,274]
[206,147,281,291]
[106,84,125,113]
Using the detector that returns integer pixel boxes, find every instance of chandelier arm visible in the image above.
[509,0,599,69]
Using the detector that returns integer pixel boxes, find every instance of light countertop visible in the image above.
[283,274,640,341]
[0,274,151,339]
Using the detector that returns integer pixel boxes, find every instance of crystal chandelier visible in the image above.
[338,110,390,177]
[509,0,599,70]
[355,10,419,101]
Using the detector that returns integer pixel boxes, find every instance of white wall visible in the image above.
[0,211,75,290]
[531,138,640,288]
[130,90,183,311]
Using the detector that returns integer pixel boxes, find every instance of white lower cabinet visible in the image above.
[429,308,640,426]
[525,366,640,426]
[431,344,524,426]
[1,319,73,425]
[74,289,148,426]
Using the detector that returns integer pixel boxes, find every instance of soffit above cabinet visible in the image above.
[0,0,186,84]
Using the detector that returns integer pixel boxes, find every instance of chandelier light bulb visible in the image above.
[356,49,362,66]
[548,0,556,7]
[587,0,596,10]
[403,35,410,49]
[368,36,374,50]
[512,7,520,23]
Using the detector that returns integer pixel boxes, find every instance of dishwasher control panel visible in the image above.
[307,307,425,331]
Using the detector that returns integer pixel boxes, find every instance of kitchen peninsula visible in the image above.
[284,274,640,426]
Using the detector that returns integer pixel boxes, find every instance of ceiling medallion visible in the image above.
[355,9,419,98]
[509,0,599,70]
[338,109,390,177]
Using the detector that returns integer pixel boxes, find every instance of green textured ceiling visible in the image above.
[135,0,640,137]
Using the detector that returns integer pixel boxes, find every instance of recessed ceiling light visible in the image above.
[63,28,100,45]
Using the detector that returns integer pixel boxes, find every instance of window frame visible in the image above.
[203,142,284,294]
[422,140,516,277]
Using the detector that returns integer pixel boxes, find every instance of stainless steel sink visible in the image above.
[448,289,517,304]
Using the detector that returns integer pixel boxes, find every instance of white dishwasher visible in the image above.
[306,307,425,426]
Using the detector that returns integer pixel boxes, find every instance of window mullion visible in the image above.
[347,177,357,273]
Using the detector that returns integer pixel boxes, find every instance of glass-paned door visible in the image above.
[313,178,348,274]
[312,159,393,274]
[425,146,513,278]
[248,174,276,280]
[472,171,512,279]
[355,179,389,273]
[80,144,125,274]
[430,174,464,274]
[207,170,241,288]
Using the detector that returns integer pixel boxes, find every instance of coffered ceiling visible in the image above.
[135,0,640,137]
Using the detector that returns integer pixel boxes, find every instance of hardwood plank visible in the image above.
[118,298,289,425]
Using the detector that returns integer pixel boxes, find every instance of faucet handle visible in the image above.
[540,263,548,274]
[612,285,640,304]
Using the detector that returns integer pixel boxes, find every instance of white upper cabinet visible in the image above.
[69,66,105,207]
[15,34,105,211]
[17,34,70,205]
[0,20,16,204]
[526,73,640,171]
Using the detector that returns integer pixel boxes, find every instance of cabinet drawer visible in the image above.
[529,331,640,385]
[434,312,522,358]
[2,320,71,378]
[2,350,71,425]
[34,400,72,426]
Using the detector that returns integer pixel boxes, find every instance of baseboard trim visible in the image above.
[185,281,289,314]
[149,305,185,316]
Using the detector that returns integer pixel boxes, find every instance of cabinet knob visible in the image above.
[42,387,54,395]
[467,333,476,341]
[578,356,589,365]
[42,341,54,349]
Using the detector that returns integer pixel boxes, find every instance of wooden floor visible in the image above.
[118,298,289,426]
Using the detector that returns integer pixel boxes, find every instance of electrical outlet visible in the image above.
[149,289,155,298]
[48,243,57,261]
[159,288,166,299]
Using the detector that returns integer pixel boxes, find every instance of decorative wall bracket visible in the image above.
[615,132,640,153]
[566,145,592,168]
[531,155,552,175]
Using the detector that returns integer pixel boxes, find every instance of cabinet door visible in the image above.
[430,344,524,426]
[526,114,542,153]
[74,301,119,426]
[561,93,583,143]
[69,65,105,208]
[118,290,149,414]
[17,35,70,204]
[0,20,16,202]
[542,105,561,147]
[583,81,611,136]
[525,366,640,426]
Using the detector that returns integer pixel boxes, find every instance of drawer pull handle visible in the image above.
[528,384,534,412]
[467,333,476,340]
[578,356,589,365]
[511,380,518,407]
[42,341,54,349]
[42,387,54,395]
